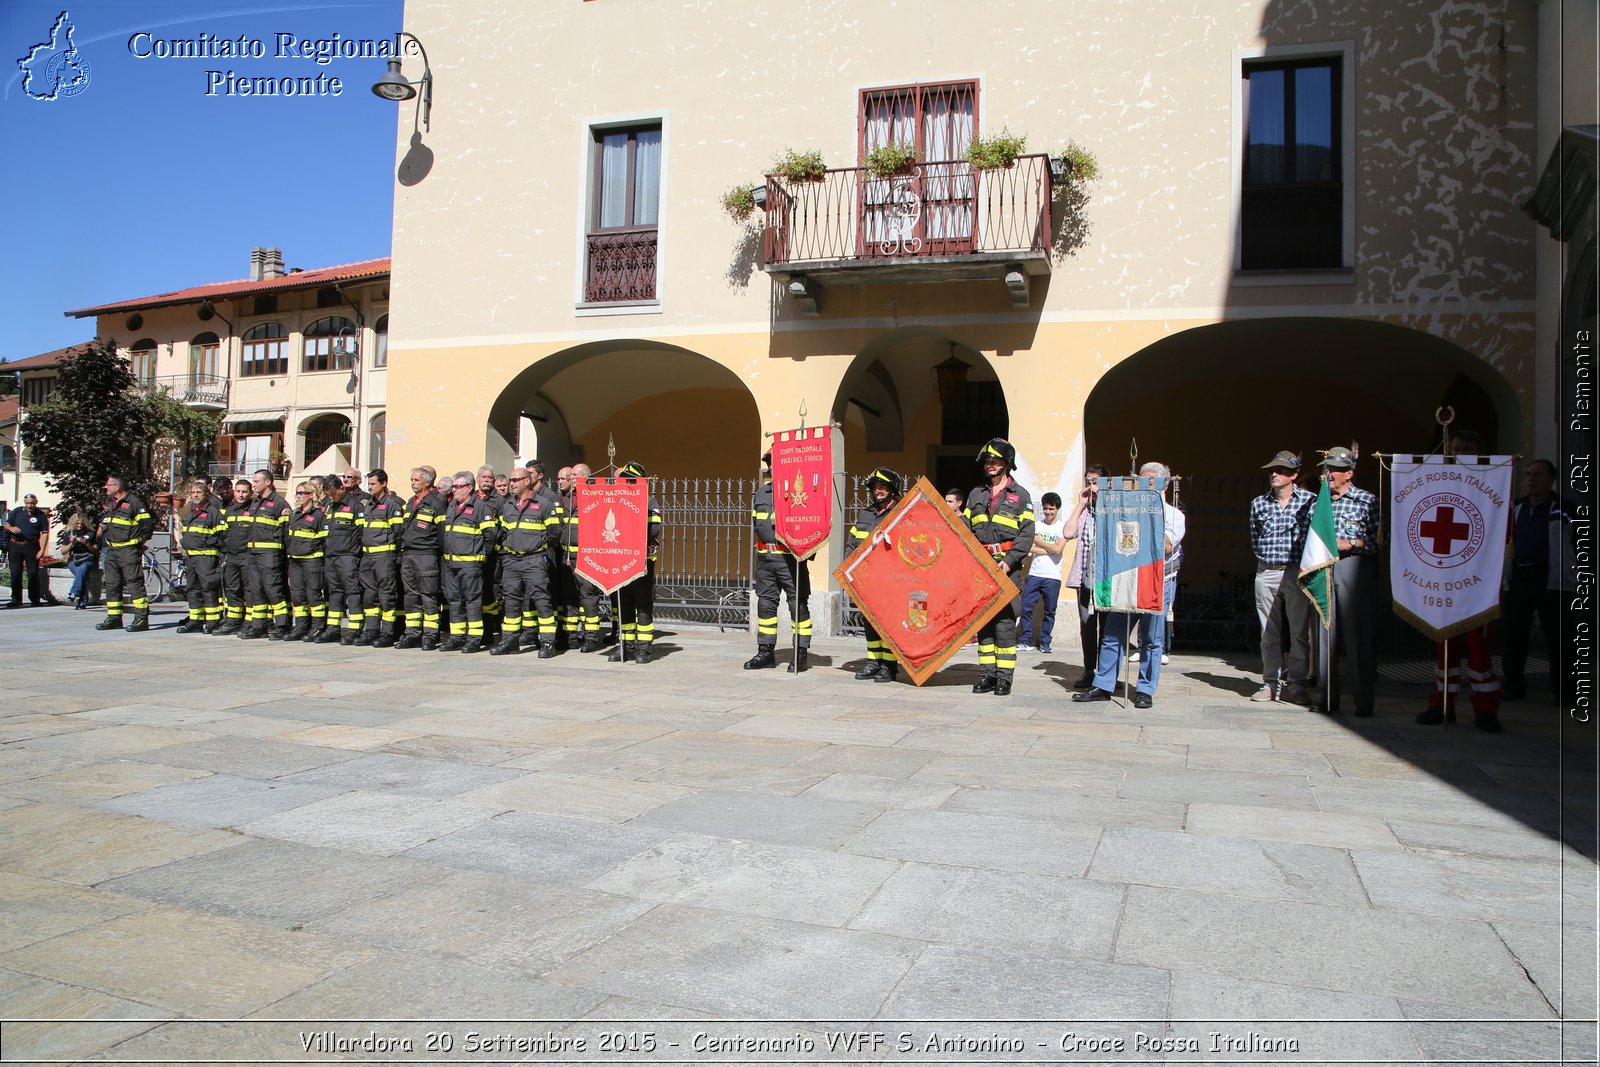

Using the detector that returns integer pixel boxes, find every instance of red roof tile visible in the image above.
[0,396,17,425]
[1,343,90,373]
[65,257,391,318]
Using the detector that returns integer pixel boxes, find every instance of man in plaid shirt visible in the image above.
[1314,446,1379,715]
[1249,450,1315,703]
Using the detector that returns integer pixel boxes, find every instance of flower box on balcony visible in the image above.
[771,148,827,184]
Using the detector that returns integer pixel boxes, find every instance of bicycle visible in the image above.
[142,548,186,602]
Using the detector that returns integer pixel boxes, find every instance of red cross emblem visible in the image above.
[1408,493,1484,569]
[1418,505,1470,555]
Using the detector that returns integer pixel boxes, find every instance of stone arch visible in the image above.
[486,340,761,478]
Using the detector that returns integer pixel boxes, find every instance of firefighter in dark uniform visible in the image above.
[398,467,446,650]
[608,461,662,664]
[441,472,498,653]
[491,465,560,656]
[285,480,328,641]
[360,469,406,647]
[474,465,504,642]
[215,479,253,635]
[847,467,904,683]
[242,468,291,640]
[743,450,814,674]
[317,474,365,644]
[965,439,1035,695]
[560,463,605,652]
[175,476,226,634]
[95,475,154,632]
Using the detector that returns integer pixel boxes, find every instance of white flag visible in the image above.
[1389,454,1513,639]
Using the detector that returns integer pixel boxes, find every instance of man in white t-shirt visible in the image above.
[1017,492,1065,653]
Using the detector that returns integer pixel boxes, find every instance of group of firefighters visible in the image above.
[95,460,661,661]
[91,438,1037,691]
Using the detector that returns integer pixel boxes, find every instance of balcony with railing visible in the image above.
[761,153,1054,310]
[144,374,230,409]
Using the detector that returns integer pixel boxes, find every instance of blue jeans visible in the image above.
[1018,576,1060,648]
[1093,609,1165,695]
[68,558,96,600]
[1130,574,1178,655]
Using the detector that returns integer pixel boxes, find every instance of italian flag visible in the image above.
[1298,476,1337,626]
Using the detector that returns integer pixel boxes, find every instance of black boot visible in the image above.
[519,631,540,651]
[95,616,123,631]
[373,630,398,648]
[786,648,808,674]
[240,624,267,640]
[202,621,220,635]
[353,630,376,646]
[286,620,310,642]
[608,644,626,661]
[125,615,150,633]
[875,662,899,683]
[314,627,341,644]
[267,627,289,641]
[854,661,882,680]
[538,643,558,659]
[440,635,465,652]
[460,637,484,654]
[580,635,602,654]
[994,675,1013,696]
[174,618,201,634]
[972,674,997,694]
[743,647,777,670]
[396,633,422,650]
[421,634,439,651]
[214,619,241,636]
[633,644,650,664]
[489,636,520,656]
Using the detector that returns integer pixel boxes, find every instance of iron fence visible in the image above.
[652,477,756,629]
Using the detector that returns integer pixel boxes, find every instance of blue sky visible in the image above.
[2,0,405,360]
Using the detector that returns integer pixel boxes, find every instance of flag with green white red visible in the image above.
[1298,476,1337,626]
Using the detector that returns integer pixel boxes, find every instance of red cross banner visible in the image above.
[832,477,1013,686]
[1389,454,1513,639]
[575,477,650,595]
[770,426,833,561]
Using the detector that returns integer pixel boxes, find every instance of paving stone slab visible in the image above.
[0,760,211,805]
[589,833,898,927]
[1489,919,1599,1021]
[1386,816,1582,862]
[1024,735,1191,767]
[74,703,241,729]
[716,713,916,748]
[0,803,240,885]
[1115,884,1552,1014]
[909,753,1129,792]
[228,697,424,728]
[95,772,343,829]
[0,871,154,953]
[1185,802,1401,850]
[502,744,684,778]
[453,770,692,822]
[1117,766,1318,809]
[97,837,450,927]
[844,808,1102,877]
[19,723,212,759]
[381,732,542,766]
[783,744,938,781]
[0,969,167,1063]
[1182,746,1338,776]
[243,790,500,856]
[638,759,831,795]
[892,724,1037,757]
[271,724,429,751]
[850,861,1124,959]
[309,868,653,976]
[127,736,362,779]
[186,712,322,738]
[800,772,958,810]
[274,750,527,800]
[407,811,671,884]
[255,949,607,1020]
[633,790,883,850]
[0,906,374,1016]
[544,903,921,1018]
[940,785,1185,832]
[1088,828,1369,906]
[1164,970,1422,1062]
[1351,848,1592,928]
[0,747,100,785]
[0,716,101,744]
[627,729,822,766]
[882,941,1169,1021]
[597,707,756,732]
[1312,778,1568,833]
[1400,1001,1594,1067]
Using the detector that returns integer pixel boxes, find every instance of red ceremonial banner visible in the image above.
[575,478,649,595]
[832,477,1012,686]
[771,426,833,561]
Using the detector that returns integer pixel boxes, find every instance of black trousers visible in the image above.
[501,553,555,641]
[103,545,148,619]
[184,553,221,622]
[444,559,484,636]
[401,552,441,635]
[287,557,326,626]
[618,562,656,646]
[326,554,363,631]
[753,553,811,648]
[7,545,43,604]
[557,555,602,635]
[360,552,400,633]
[977,571,1022,680]
[1503,569,1566,703]
[221,554,248,622]
[246,552,288,629]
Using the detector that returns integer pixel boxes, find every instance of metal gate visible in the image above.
[653,478,757,629]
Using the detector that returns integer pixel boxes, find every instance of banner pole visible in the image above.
[614,590,625,664]
[1120,611,1132,702]
[1327,557,1336,713]
[1442,635,1450,727]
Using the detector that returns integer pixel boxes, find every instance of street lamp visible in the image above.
[371,32,433,132]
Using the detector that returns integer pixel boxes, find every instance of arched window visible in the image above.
[242,323,288,377]
[368,412,386,472]
[303,315,357,373]
[373,314,388,369]
[302,413,353,468]
[129,338,157,385]
[190,331,221,384]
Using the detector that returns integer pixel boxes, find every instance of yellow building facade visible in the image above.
[380,0,1579,620]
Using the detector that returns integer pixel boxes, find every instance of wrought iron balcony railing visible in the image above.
[144,374,230,409]
[762,153,1054,272]
[584,227,659,304]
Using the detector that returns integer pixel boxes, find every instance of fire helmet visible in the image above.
[865,466,901,497]
[976,438,1016,470]
[619,461,648,480]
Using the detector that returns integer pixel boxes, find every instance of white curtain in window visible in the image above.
[863,93,916,245]
[633,129,661,226]
[923,92,974,241]
[599,132,629,228]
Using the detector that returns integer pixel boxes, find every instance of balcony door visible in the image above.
[859,81,977,256]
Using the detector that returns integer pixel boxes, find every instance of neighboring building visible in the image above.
[0,347,75,513]
[377,0,1583,629]
[63,248,392,487]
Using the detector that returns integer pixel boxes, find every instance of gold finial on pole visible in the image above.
[607,433,616,473]
[798,399,808,431]
[1129,437,1139,478]
[1436,407,1455,457]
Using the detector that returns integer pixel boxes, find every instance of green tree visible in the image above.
[18,338,219,524]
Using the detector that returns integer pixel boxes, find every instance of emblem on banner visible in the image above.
[602,509,621,544]
[786,475,808,508]
[1116,521,1139,556]
[907,590,929,632]
[896,532,942,569]
[769,426,833,560]
[1406,493,1485,570]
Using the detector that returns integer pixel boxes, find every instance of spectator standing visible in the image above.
[1249,450,1315,704]
[1017,492,1065,653]
[5,494,58,607]
[1502,458,1575,707]
[1312,446,1379,716]
[1060,464,1109,689]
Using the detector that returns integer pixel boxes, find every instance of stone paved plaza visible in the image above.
[0,603,1595,1064]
